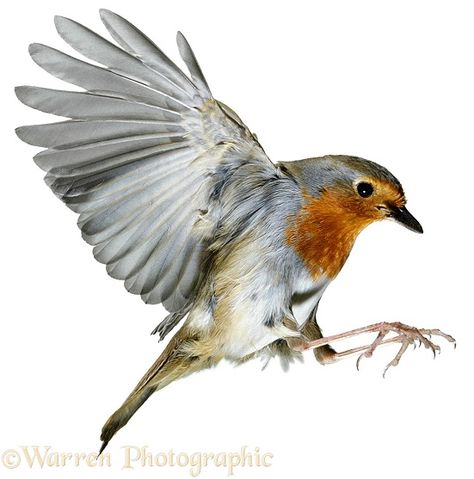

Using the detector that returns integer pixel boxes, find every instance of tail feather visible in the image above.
[99,386,156,454]
[98,334,208,453]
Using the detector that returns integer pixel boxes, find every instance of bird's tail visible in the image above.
[99,333,210,454]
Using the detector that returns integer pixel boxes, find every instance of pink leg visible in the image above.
[288,321,455,375]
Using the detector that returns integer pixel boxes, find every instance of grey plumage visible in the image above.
[28,43,189,112]
[16,9,281,315]
[98,10,196,95]
[16,86,179,121]
[54,16,194,104]
[282,155,403,197]
[16,120,185,149]
[175,31,212,99]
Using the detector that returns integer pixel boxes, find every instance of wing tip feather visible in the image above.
[99,8,113,18]
[28,42,41,57]
[99,8,120,28]
[53,15,73,37]
[14,85,32,105]
[175,32,212,98]
[15,125,37,146]
[15,125,27,143]
[53,14,65,28]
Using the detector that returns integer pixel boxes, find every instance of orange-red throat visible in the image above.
[286,180,405,279]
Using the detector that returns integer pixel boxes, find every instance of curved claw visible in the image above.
[383,359,398,378]
[356,353,364,371]
[429,342,440,358]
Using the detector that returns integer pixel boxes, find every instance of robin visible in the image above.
[16,10,455,453]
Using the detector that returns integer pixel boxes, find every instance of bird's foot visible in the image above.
[289,321,455,374]
[354,322,456,376]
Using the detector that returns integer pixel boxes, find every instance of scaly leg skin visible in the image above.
[288,321,456,376]
[300,317,338,365]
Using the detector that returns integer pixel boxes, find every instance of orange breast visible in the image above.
[285,190,374,279]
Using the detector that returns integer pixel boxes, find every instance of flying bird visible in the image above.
[15,10,455,453]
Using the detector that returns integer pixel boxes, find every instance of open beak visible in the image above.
[389,206,423,234]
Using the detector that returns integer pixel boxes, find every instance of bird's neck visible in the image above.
[286,191,374,279]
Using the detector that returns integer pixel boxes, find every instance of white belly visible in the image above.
[187,266,329,360]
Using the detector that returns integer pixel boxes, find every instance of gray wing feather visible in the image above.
[176,32,212,99]
[16,86,179,121]
[29,43,188,111]
[35,134,187,173]
[54,16,193,105]
[16,120,185,149]
[99,9,195,96]
[16,10,276,315]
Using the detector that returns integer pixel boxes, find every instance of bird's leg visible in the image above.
[288,321,455,374]
[299,319,408,365]
[300,317,338,364]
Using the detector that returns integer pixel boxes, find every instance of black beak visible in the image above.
[389,206,423,234]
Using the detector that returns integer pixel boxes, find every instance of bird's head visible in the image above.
[283,155,423,278]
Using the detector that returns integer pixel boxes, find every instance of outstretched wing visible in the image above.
[16,9,276,312]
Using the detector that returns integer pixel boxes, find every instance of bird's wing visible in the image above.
[16,9,277,312]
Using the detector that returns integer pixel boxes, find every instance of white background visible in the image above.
[1,1,473,478]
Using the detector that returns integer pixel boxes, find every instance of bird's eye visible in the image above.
[356,182,374,198]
